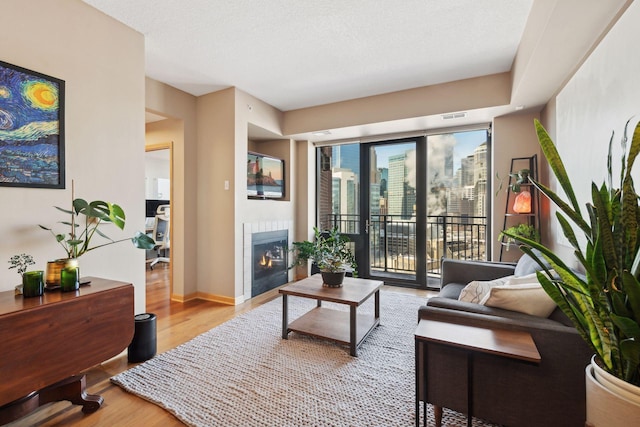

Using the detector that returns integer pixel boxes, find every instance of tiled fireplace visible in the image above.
[243,221,293,299]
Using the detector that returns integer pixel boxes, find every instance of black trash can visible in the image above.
[128,313,157,363]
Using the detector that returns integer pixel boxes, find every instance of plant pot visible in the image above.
[321,271,345,287]
[586,356,640,426]
[45,258,78,288]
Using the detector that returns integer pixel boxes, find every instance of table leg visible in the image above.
[415,339,421,427]
[374,289,380,320]
[434,406,443,427]
[281,294,289,339]
[0,375,102,425]
[467,352,473,427]
[350,306,357,357]
[424,341,429,427]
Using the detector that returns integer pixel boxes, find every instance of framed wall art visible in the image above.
[0,60,65,189]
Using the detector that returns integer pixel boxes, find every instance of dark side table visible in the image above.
[414,319,541,427]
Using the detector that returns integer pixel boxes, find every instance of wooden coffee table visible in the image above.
[279,274,383,356]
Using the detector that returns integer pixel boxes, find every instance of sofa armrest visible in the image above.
[440,258,516,290]
[420,297,574,333]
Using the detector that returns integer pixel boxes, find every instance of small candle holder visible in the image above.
[60,266,80,292]
[23,270,45,297]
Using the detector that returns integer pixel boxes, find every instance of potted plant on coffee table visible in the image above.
[502,119,640,426]
[290,226,358,287]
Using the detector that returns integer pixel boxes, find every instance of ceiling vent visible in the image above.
[442,112,467,120]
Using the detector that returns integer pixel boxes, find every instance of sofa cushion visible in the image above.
[438,282,466,299]
[480,282,557,317]
[514,249,550,276]
[514,254,536,276]
[458,276,513,304]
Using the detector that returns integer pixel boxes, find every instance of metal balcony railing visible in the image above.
[323,214,487,276]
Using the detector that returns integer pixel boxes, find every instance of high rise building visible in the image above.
[461,155,474,186]
[473,143,488,217]
[387,153,405,216]
[332,144,359,177]
[387,150,416,219]
[473,143,487,183]
[332,167,359,215]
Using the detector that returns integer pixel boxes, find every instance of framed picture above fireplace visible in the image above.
[247,151,284,199]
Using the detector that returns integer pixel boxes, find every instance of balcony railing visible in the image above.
[323,213,487,276]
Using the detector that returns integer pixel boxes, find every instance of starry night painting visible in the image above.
[0,60,65,188]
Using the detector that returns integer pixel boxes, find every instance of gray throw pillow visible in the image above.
[514,249,550,276]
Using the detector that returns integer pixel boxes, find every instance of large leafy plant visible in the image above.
[290,226,358,275]
[40,198,155,259]
[504,119,640,386]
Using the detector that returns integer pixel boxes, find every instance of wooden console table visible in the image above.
[415,320,541,427]
[0,277,134,424]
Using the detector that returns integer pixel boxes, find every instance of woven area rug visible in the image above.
[112,290,499,427]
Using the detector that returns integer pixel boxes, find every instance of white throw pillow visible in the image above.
[458,276,513,304]
[480,283,557,317]
[506,272,542,285]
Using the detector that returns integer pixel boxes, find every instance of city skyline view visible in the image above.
[328,129,488,219]
[320,129,489,280]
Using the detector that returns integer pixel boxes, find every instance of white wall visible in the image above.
[491,113,541,261]
[545,1,640,265]
[145,151,170,199]
[0,0,147,312]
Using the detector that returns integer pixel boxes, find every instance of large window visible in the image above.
[317,128,490,287]
[425,131,489,270]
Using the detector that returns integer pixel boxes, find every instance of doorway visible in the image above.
[145,142,173,295]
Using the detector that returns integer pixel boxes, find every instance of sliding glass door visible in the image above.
[363,138,424,286]
[424,131,489,277]
[317,128,489,288]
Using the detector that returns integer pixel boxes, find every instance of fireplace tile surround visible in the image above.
[243,221,294,299]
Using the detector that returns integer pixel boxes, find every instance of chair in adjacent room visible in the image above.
[147,211,170,270]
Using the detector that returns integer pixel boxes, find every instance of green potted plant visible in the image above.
[8,253,44,297]
[499,223,539,250]
[495,168,531,194]
[290,226,358,287]
[503,119,640,423]
[8,253,35,278]
[39,192,155,287]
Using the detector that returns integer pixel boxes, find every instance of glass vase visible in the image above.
[22,270,44,297]
[60,266,80,292]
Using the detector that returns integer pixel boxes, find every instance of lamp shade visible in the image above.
[513,190,532,214]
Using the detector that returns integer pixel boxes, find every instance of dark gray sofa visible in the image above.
[417,256,592,427]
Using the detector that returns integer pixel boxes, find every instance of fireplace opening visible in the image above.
[252,230,288,297]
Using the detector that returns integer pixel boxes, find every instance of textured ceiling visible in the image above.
[83,0,533,111]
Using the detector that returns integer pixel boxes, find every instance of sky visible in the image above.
[371,129,487,170]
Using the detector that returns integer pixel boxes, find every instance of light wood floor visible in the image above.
[10,265,430,426]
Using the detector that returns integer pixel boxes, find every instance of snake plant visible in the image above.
[503,119,640,387]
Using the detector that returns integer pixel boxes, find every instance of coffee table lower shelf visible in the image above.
[287,306,379,350]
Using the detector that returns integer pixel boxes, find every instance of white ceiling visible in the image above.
[85,0,533,111]
[84,0,629,140]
